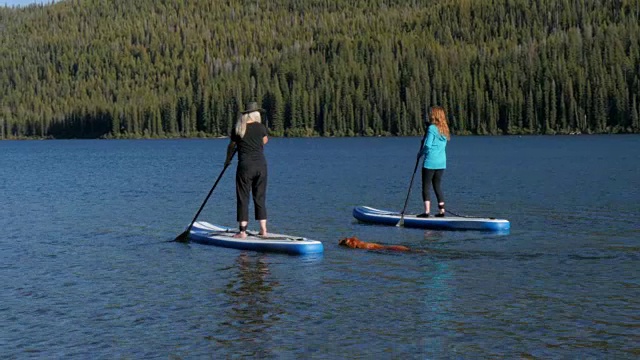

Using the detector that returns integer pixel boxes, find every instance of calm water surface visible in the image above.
[1,136,638,358]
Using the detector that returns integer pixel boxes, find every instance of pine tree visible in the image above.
[631,95,639,132]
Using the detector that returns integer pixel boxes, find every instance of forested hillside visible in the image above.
[1,0,639,139]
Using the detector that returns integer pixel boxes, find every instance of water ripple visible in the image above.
[1,137,639,358]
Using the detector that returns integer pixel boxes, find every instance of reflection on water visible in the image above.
[1,137,638,358]
[420,262,453,355]
[212,253,280,357]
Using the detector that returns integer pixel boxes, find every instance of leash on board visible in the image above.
[446,208,496,220]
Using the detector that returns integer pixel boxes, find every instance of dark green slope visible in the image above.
[1,0,639,139]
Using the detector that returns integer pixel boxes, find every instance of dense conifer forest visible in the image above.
[1,0,639,139]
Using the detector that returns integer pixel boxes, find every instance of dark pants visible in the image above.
[236,161,268,222]
[421,168,445,204]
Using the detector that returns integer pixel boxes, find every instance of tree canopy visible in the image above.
[1,0,639,139]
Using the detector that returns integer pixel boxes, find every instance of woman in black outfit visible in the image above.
[224,102,269,239]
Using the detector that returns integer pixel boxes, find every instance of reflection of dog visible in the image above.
[339,236,411,252]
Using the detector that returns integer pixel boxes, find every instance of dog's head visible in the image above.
[339,236,361,248]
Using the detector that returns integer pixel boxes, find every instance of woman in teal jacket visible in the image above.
[418,106,451,217]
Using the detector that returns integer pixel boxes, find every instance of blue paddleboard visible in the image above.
[353,206,510,231]
[188,221,324,255]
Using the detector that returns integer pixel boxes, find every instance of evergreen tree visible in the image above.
[0,0,638,138]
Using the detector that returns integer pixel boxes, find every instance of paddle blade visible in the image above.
[396,216,405,227]
[174,229,191,243]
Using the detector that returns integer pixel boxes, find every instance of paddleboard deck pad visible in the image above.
[188,221,324,255]
[353,206,510,231]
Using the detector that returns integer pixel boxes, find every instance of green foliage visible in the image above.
[1,0,639,139]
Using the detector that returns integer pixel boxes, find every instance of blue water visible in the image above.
[1,136,638,358]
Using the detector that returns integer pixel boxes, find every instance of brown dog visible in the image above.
[339,236,411,252]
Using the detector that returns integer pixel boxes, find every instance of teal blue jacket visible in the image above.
[421,124,447,169]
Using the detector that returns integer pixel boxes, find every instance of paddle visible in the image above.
[396,154,422,227]
[174,150,236,243]
[396,123,429,227]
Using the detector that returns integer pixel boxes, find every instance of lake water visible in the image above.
[1,135,638,358]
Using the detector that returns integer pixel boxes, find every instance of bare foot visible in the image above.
[232,232,247,239]
[258,232,269,238]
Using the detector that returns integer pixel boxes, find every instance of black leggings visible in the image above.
[236,161,268,222]
[421,168,445,204]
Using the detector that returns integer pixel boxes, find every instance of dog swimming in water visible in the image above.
[338,236,412,252]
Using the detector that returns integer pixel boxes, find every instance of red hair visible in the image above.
[430,106,450,140]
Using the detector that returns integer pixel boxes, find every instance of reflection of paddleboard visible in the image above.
[353,206,510,232]
[189,221,324,255]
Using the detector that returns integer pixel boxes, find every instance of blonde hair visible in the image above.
[430,106,450,140]
[234,111,262,138]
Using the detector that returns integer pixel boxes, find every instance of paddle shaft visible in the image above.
[398,156,421,219]
[398,124,429,225]
[178,151,236,240]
